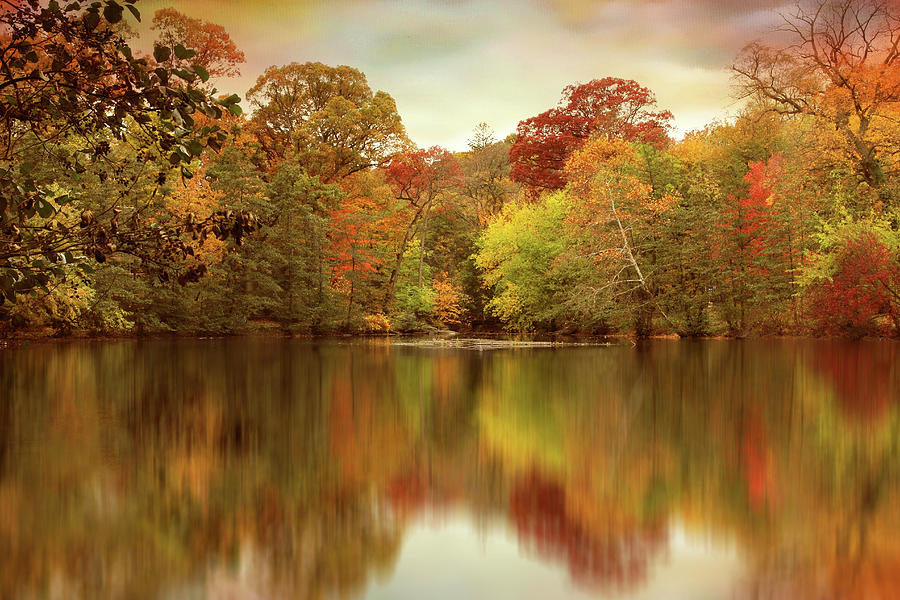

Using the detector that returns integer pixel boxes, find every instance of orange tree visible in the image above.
[734,0,900,202]
[151,7,245,80]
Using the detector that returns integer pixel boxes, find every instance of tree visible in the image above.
[263,164,343,328]
[666,115,808,335]
[326,171,396,329]
[804,220,900,336]
[461,123,517,224]
[563,137,679,335]
[0,0,250,307]
[383,146,462,305]
[509,78,673,194]
[151,8,245,79]
[246,62,408,180]
[475,192,576,331]
[734,0,900,198]
[432,272,465,327]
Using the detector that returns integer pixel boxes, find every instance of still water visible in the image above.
[1,338,899,599]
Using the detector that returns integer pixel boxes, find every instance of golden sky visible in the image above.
[135,0,790,149]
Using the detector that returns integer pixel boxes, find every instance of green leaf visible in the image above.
[192,64,209,82]
[154,67,169,84]
[172,68,194,82]
[201,104,222,119]
[187,140,204,156]
[15,276,33,292]
[37,199,54,218]
[176,145,191,161]
[181,166,194,179]
[227,103,243,116]
[125,4,140,22]
[103,1,123,23]
[83,10,100,29]
[153,45,171,63]
[174,44,196,60]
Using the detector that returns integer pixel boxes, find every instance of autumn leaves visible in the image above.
[479,0,900,336]
[4,0,900,336]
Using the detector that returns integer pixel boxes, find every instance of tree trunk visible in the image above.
[418,196,432,288]
[383,201,428,310]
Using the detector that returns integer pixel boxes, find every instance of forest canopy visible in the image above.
[2,0,900,338]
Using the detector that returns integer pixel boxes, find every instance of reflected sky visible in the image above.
[367,515,743,600]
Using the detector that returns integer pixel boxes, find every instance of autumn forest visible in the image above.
[3,0,900,338]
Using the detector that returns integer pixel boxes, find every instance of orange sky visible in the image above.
[134,0,790,149]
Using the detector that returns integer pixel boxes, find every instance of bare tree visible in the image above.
[734,0,900,188]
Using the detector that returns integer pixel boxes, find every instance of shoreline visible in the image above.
[3,328,898,350]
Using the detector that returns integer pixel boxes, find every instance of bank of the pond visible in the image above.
[3,325,898,351]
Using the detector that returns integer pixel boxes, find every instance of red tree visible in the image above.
[509,78,673,193]
[720,154,782,265]
[385,146,463,207]
[812,232,900,336]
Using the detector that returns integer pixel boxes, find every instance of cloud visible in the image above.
[136,0,791,149]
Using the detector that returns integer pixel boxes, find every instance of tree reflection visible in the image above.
[807,341,899,420]
[510,470,665,591]
[0,339,898,598]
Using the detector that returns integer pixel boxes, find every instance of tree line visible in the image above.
[2,0,900,337]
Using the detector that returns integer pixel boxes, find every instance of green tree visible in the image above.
[0,0,248,314]
[475,192,577,331]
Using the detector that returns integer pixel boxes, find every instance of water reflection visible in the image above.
[0,338,898,599]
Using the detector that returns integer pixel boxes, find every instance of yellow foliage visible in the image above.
[564,136,639,199]
[432,272,464,326]
[645,191,680,215]
[362,313,392,332]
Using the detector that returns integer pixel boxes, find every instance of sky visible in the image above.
[136,0,792,150]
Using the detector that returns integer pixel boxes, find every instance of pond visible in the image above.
[1,338,899,599]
